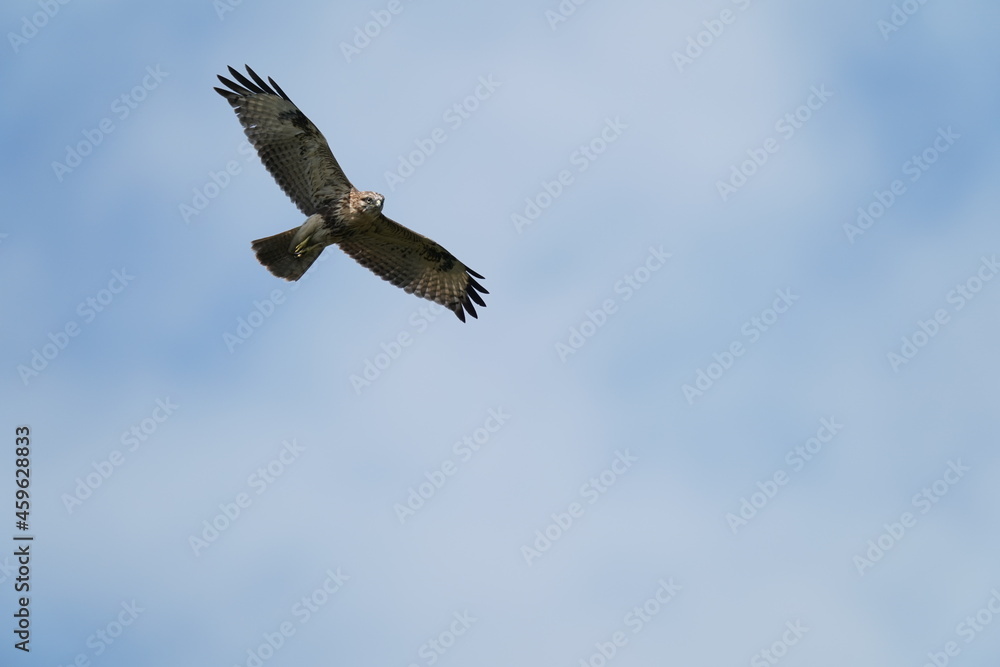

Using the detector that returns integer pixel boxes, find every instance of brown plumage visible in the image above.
[214,65,487,321]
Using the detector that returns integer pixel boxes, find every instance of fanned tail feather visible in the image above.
[251,228,322,281]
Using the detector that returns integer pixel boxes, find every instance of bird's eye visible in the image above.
[364,196,373,204]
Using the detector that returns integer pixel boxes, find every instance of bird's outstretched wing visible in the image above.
[214,65,353,216]
[336,215,488,322]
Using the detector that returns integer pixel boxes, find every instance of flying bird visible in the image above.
[214,65,487,321]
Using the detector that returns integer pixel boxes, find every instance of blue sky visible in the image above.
[3,1,1000,665]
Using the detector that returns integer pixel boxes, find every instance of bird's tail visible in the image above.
[250,228,323,281]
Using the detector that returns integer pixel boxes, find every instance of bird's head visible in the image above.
[356,191,385,216]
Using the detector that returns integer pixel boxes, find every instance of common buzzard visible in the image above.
[214,66,487,321]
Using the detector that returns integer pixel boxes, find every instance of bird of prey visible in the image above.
[214,65,487,321]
